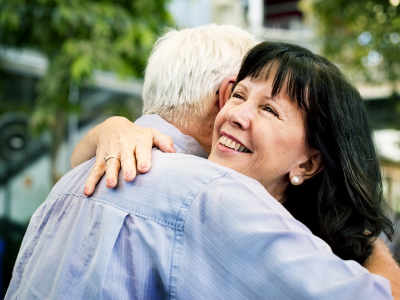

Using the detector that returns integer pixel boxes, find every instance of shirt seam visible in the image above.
[168,172,232,299]
[49,191,178,229]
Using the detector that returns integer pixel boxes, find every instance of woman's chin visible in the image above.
[209,144,253,175]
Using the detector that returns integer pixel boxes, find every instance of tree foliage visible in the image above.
[0,0,172,181]
[301,0,400,86]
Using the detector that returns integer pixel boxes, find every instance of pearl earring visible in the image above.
[291,176,301,186]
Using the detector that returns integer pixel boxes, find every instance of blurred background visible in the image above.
[0,0,399,296]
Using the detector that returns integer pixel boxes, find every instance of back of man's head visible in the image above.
[142,24,256,127]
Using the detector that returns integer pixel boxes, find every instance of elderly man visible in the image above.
[6,25,399,299]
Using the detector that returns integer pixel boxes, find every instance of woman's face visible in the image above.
[208,74,313,200]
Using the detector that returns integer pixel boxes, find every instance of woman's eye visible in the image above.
[264,106,278,117]
[232,93,245,100]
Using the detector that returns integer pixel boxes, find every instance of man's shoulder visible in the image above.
[148,150,267,194]
[47,157,95,200]
[108,150,251,206]
[147,151,284,217]
[150,150,230,180]
[46,150,271,229]
[95,150,268,227]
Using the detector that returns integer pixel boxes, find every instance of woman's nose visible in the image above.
[226,102,253,130]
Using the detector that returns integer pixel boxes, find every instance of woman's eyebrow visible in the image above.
[264,93,273,100]
[231,83,249,98]
[235,82,248,91]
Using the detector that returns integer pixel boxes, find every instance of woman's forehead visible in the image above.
[238,74,309,113]
[237,77,294,105]
[248,67,291,93]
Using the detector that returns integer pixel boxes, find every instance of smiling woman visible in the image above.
[218,42,394,263]
[209,72,318,201]
[72,41,394,265]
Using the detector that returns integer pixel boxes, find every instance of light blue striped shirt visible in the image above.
[6,115,392,299]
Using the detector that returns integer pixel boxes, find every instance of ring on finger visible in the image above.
[104,155,121,164]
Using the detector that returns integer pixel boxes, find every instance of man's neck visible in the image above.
[172,119,212,155]
[164,98,219,155]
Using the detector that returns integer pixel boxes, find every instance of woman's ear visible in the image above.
[218,76,236,109]
[290,150,323,184]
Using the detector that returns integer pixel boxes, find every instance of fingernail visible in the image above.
[126,170,133,178]
[84,187,89,195]
[107,178,114,185]
[140,163,147,170]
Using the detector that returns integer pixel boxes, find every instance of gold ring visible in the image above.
[104,155,121,164]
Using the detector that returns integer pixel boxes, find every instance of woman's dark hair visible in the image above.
[237,41,394,264]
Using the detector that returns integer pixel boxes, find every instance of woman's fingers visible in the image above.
[152,129,175,153]
[104,157,121,188]
[121,151,137,181]
[82,117,176,195]
[135,130,155,174]
[135,129,175,174]
[84,157,106,196]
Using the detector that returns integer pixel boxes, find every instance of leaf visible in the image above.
[71,55,93,83]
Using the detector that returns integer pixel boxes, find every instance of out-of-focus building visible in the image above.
[172,0,314,47]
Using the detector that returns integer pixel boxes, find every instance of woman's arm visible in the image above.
[363,238,400,299]
[71,116,175,196]
[71,124,100,168]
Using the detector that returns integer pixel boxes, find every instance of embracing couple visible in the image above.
[6,24,400,299]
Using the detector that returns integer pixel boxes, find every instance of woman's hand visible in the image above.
[363,238,400,299]
[71,116,175,196]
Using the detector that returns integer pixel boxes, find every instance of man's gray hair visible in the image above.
[142,24,256,126]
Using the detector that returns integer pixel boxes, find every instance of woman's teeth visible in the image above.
[219,136,249,152]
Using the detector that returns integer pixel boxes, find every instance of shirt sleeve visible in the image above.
[176,173,393,300]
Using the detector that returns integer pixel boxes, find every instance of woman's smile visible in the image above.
[218,132,251,153]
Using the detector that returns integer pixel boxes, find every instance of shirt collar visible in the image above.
[134,114,208,159]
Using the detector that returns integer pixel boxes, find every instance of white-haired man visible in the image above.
[6,25,399,299]
[70,24,256,185]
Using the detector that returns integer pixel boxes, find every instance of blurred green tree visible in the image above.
[301,0,400,86]
[0,0,172,182]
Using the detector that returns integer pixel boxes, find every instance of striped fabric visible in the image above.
[6,115,392,299]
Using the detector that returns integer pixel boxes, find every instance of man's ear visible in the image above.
[289,150,323,184]
[218,76,236,110]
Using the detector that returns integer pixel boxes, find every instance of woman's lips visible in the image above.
[218,135,250,153]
